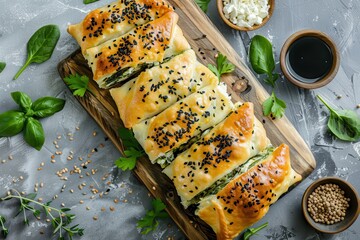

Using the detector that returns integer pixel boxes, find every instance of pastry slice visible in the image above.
[110,50,218,128]
[132,84,234,166]
[163,102,270,207]
[196,144,302,240]
[68,0,174,52]
[84,11,190,88]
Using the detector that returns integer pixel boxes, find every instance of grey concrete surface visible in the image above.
[0,0,359,239]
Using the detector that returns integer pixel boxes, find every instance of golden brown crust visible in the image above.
[196,144,302,240]
[86,11,178,81]
[68,0,174,52]
[132,85,234,162]
[109,50,218,128]
[163,103,270,205]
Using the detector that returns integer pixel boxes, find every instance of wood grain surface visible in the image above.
[58,1,316,239]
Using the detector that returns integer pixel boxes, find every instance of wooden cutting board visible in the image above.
[58,1,316,239]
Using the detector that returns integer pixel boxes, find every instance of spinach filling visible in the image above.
[103,56,174,88]
[155,131,207,168]
[104,63,152,88]
[186,147,274,206]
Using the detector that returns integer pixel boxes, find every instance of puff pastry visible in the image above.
[196,144,302,240]
[132,84,234,165]
[68,0,174,53]
[109,50,218,128]
[84,11,190,88]
[163,102,270,207]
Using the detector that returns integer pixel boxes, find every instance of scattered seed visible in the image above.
[40,162,45,167]
[93,216,98,221]
[114,199,119,204]
[357,104,360,109]
[92,131,97,136]
[8,155,13,160]
[1,160,6,164]
[101,207,105,212]
[79,200,84,204]
[61,203,65,207]
[109,206,115,211]
[70,189,74,193]
[40,183,44,188]
[86,206,90,210]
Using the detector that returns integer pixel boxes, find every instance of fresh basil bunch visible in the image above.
[0,92,65,150]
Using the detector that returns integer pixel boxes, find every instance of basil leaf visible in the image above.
[11,91,33,112]
[0,62,5,74]
[195,0,211,13]
[24,117,45,151]
[250,35,275,74]
[13,25,60,80]
[328,110,360,141]
[118,127,143,151]
[84,0,99,4]
[32,97,65,118]
[0,111,26,137]
[317,95,360,142]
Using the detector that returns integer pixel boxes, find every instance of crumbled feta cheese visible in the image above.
[223,0,270,28]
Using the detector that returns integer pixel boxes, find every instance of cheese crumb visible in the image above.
[223,0,270,28]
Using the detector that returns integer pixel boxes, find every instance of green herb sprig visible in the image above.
[208,53,236,81]
[0,91,65,150]
[249,35,286,119]
[0,62,6,74]
[242,222,268,240]
[317,95,360,142]
[195,0,211,13]
[0,215,8,238]
[262,91,287,119]
[0,190,84,239]
[64,74,92,97]
[84,0,99,4]
[115,127,144,171]
[14,25,60,80]
[137,198,169,235]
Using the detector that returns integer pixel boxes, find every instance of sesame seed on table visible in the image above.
[0,0,359,240]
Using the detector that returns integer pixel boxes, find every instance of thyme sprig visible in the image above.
[0,189,84,240]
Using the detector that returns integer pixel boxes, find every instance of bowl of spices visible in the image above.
[280,29,340,89]
[302,177,360,234]
[217,0,275,31]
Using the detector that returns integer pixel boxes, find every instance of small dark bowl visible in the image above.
[280,30,340,89]
[302,177,360,234]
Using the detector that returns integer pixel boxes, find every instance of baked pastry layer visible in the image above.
[84,11,190,88]
[163,102,270,207]
[68,0,174,53]
[110,49,218,128]
[196,144,302,240]
[132,84,234,165]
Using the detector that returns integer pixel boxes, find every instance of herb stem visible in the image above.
[317,95,337,115]
[0,216,7,234]
[13,58,31,80]
[1,190,61,217]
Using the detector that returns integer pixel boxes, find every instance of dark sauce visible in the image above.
[285,36,333,83]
